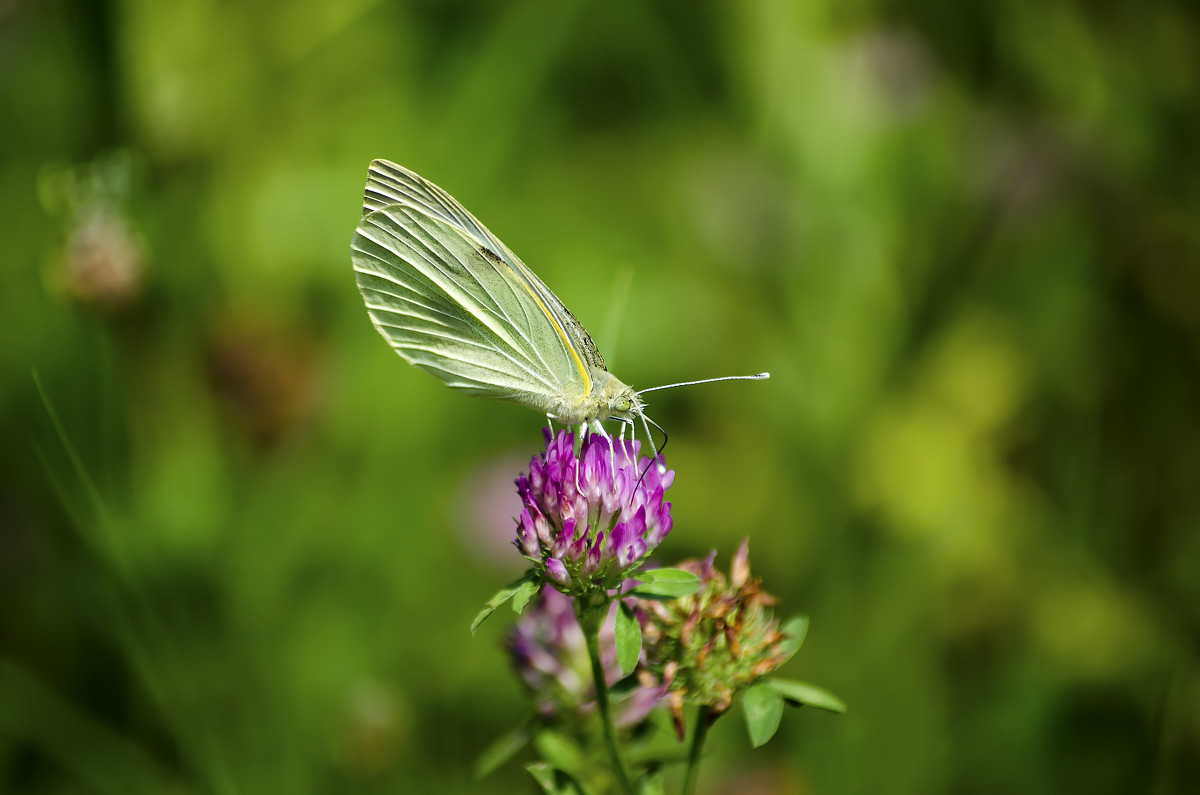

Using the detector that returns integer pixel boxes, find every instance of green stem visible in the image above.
[576,596,637,794]
[681,705,714,795]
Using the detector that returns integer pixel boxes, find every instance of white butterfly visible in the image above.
[350,160,767,449]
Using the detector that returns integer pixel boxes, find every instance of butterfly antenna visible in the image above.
[637,372,770,395]
[632,413,669,495]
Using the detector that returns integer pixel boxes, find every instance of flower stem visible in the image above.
[576,596,637,794]
[682,705,715,795]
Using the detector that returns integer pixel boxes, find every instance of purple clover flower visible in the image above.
[514,429,674,594]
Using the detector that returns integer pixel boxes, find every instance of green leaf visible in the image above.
[471,571,537,634]
[742,681,784,748]
[614,602,642,675]
[526,763,557,793]
[512,577,541,614]
[636,766,666,795]
[767,678,847,714]
[533,728,585,776]
[635,568,699,585]
[475,721,534,778]
[525,763,585,795]
[627,568,701,599]
[776,615,810,662]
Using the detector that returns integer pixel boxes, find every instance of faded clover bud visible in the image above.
[633,539,794,738]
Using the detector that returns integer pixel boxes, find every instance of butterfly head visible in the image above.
[585,370,646,424]
[610,386,645,422]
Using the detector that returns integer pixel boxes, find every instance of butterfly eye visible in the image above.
[613,396,633,413]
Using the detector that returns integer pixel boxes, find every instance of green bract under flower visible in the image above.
[633,539,792,737]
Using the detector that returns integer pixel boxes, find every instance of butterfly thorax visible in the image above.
[549,368,643,425]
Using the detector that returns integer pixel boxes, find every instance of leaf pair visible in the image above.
[471,571,540,634]
[470,567,701,636]
[742,679,847,748]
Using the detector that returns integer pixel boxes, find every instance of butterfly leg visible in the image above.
[574,422,590,492]
[588,419,619,487]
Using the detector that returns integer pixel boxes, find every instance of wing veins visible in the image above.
[357,209,561,379]
[356,212,542,368]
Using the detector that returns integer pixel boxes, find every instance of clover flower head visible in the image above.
[513,429,674,595]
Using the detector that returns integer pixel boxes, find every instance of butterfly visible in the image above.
[350,160,766,451]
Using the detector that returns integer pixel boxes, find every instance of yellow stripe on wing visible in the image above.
[479,247,592,397]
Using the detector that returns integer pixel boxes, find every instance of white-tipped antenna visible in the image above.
[637,372,770,395]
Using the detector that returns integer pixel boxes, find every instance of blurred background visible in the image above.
[2,0,1198,792]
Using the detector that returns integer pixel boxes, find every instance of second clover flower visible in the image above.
[514,429,674,595]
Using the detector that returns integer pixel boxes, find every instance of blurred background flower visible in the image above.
[506,586,663,729]
[1,0,1198,792]
[40,151,148,314]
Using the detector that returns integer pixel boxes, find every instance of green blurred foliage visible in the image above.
[2,0,1198,792]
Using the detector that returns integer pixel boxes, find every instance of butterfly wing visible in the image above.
[351,161,600,416]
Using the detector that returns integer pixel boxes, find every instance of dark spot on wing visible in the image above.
[479,247,505,266]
